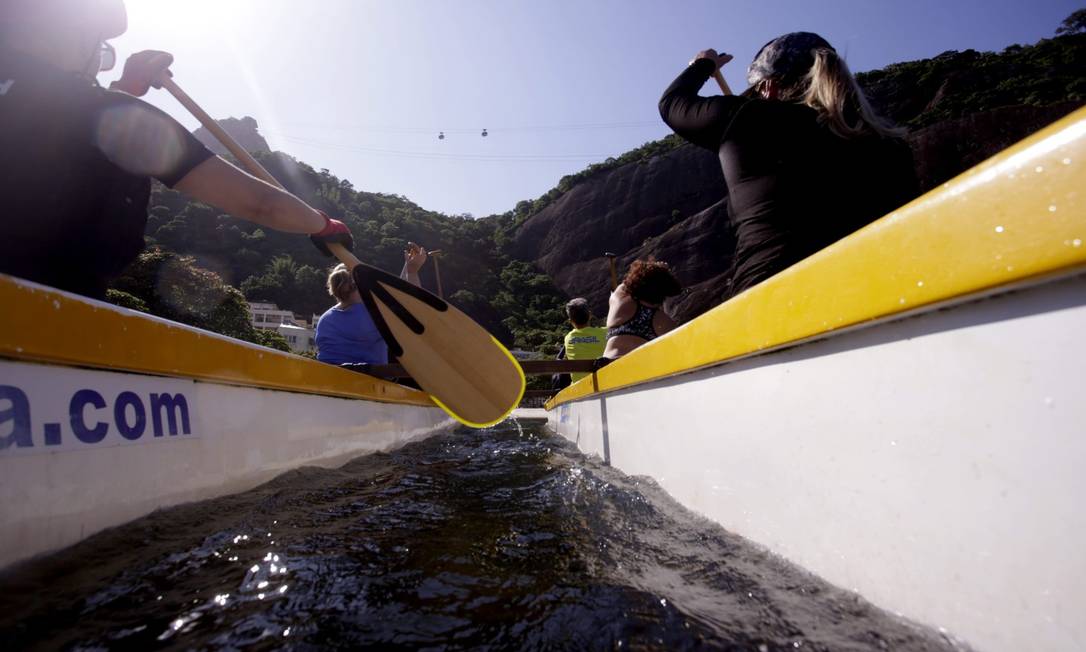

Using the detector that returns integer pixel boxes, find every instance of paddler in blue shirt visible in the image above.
[315,243,429,367]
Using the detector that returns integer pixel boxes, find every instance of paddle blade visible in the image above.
[353,265,525,427]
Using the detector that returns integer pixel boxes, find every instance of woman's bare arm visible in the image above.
[400,242,428,287]
[606,283,637,328]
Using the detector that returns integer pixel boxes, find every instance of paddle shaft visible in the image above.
[161,78,278,187]
[711,70,733,96]
[431,254,443,298]
[160,77,361,267]
[606,254,617,290]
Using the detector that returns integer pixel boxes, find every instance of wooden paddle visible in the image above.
[711,70,733,96]
[708,50,733,96]
[604,252,618,291]
[159,77,525,427]
[427,249,444,299]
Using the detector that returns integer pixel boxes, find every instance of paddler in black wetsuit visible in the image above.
[659,32,917,298]
[0,0,353,300]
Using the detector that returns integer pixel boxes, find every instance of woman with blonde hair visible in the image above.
[314,243,428,366]
[659,32,916,298]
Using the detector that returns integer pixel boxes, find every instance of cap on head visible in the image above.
[747,32,834,87]
[1,0,127,39]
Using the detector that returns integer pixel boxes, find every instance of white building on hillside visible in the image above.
[277,323,315,353]
[248,302,316,354]
[249,302,296,329]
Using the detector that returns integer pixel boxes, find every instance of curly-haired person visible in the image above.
[603,260,682,360]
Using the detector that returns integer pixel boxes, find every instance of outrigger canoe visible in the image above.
[546,106,1086,652]
[0,280,452,569]
[2,106,1082,652]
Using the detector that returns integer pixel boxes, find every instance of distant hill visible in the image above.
[858,34,1086,128]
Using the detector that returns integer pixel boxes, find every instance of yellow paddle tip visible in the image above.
[428,335,526,428]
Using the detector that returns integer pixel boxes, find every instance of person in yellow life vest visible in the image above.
[562,298,608,383]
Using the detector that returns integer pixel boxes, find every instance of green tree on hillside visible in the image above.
[241,254,328,318]
[1057,9,1086,35]
[856,31,1086,128]
[491,261,568,353]
[109,248,290,352]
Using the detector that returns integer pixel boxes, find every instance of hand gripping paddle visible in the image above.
[159,77,525,427]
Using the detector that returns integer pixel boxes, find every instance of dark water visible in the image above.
[0,418,966,651]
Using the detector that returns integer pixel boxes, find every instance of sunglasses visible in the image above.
[98,41,116,72]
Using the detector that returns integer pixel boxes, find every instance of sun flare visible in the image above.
[122,0,248,36]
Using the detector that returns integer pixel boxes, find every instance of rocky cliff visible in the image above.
[193,116,270,157]
[508,145,730,322]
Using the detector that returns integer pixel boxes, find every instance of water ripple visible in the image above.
[0,418,967,651]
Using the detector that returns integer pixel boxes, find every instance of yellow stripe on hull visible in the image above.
[0,277,434,407]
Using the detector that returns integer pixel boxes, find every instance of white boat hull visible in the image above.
[549,274,1086,652]
[1,360,450,568]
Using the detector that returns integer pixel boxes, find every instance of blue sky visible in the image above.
[110,0,1080,217]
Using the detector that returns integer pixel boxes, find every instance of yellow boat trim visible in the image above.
[548,106,1086,410]
[0,276,435,407]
